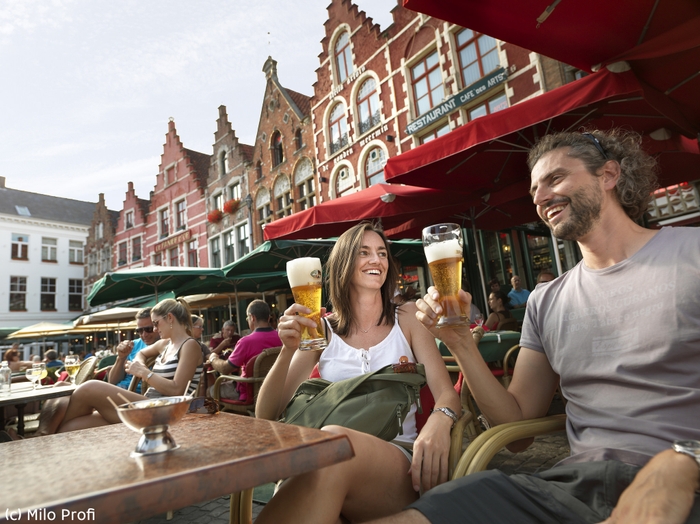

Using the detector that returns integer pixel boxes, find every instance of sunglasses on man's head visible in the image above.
[136,326,154,334]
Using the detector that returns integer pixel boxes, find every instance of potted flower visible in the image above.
[207,209,224,223]
[223,199,240,214]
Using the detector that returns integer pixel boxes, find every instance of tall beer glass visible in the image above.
[422,223,468,327]
[286,257,327,351]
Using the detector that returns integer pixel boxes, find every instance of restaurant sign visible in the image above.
[406,67,509,135]
[154,229,192,253]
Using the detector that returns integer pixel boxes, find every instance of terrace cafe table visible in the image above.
[0,412,354,524]
[0,382,76,436]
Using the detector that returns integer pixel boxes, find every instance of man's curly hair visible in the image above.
[527,129,658,221]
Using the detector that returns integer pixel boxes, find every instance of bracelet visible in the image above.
[431,406,458,428]
[146,371,154,381]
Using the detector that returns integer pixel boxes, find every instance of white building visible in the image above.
[0,176,95,330]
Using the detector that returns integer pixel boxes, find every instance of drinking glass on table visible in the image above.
[286,257,327,351]
[25,364,42,389]
[64,354,80,384]
[422,223,468,328]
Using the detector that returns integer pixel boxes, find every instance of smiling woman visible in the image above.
[255,222,461,524]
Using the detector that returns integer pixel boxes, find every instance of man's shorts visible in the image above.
[409,461,700,524]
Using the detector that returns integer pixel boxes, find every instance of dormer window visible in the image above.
[272,131,284,167]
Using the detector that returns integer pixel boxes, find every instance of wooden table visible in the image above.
[0,382,76,435]
[0,412,354,523]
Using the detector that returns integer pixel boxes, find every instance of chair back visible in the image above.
[128,354,158,392]
[74,357,98,385]
[498,316,520,331]
[96,354,117,370]
[248,346,282,405]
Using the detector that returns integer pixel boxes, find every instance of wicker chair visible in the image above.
[213,346,282,417]
[74,357,98,385]
[128,355,157,392]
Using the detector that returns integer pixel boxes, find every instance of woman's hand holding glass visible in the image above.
[277,303,325,352]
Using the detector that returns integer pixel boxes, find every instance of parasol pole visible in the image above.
[470,209,489,313]
[234,283,241,333]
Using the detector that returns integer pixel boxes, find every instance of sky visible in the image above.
[0,0,398,211]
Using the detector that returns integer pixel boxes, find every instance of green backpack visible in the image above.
[281,364,426,441]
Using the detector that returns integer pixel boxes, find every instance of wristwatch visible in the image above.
[672,440,700,467]
[431,406,458,428]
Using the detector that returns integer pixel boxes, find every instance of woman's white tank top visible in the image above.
[318,313,418,444]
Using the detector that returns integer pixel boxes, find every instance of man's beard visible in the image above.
[546,183,603,241]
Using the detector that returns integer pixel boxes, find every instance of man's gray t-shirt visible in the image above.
[521,227,700,467]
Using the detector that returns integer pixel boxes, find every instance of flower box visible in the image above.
[223,199,240,214]
[207,209,224,223]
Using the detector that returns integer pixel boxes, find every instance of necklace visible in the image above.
[358,318,377,334]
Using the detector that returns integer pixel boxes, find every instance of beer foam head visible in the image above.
[424,238,462,264]
[286,257,322,287]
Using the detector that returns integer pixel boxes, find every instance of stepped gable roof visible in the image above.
[286,88,311,117]
[239,144,255,163]
[108,209,120,229]
[137,198,150,220]
[0,186,95,226]
[184,148,212,191]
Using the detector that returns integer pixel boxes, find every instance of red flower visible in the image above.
[207,209,224,223]
[223,199,240,214]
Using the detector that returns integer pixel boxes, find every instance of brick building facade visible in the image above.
[312,0,571,201]
[205,105,255,267]
[84,193,119,298]
[112,120,211,274]
[112,182,149,271]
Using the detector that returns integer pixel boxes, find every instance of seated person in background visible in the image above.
[507,275,530,308]
[108,308,160,392]
[207,300,281,402]
[536,269,556,284]
[208,320,240,359]
[35,298,203,435]
[44,350,63,369]
[191,315,210,358]
[373,129,700,524]
[2,345,34,372]
[484,291,517,331]
[488,277,501,294]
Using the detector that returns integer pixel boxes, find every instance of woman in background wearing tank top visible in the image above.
[256,222,460,524]
[34,298,202,435]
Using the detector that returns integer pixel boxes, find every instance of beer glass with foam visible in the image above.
[422,223,468,327]
[286,257,327,351]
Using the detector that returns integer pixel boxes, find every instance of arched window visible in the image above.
[456,29,499,88]
[256,188,272,239]
[329,103,348,155]
[335,166,354,198]
[357,78,381,134]
[334,31,353,83]
[294,157,316,210]
[271,131,284,167]
[219,150,228,177]
[295,129,303,151]
[256,160,263,180]
[273,175,293,218]
[365,148,386,187]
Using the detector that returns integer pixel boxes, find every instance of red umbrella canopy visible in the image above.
[402,0,700,135]
[262,183,486,240]
[385,69,700,197]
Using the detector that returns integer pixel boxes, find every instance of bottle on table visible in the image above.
[0,361,11,397]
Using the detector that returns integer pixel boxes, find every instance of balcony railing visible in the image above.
[330,134,349,155]
[359,111,381,135]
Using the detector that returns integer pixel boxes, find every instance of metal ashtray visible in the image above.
[116,396,192,457]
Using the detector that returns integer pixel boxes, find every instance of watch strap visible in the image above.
[431,406,458,428]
